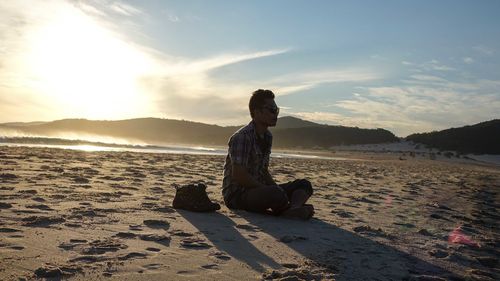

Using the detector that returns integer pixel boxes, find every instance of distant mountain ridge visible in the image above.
[0,116,398,148]
[406,119,500,154]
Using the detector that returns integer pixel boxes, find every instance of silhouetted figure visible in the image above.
[222,89,314,219]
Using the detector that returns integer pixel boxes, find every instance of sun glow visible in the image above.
[22,3,158,120]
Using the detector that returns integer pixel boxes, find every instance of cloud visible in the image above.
[109,2,143,16]
[284,59,499,137]
[76,2,107,17]
[472,45,494,56]
[329,79,500,136]
[403,59,456,73]
[463,57,474,64]
[178,48,290,74]
[168,14,180,22]
[76,1,144,18]
[291,111,345,125]
[263,69,380,96]
[409,74,448,82]
[421,60,455,71]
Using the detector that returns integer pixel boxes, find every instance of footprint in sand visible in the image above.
[25,204,53,211]
[138,233,171,246]
[169,229,194,237]
[145,247,161,252]
[180,238,212,249]
[113,232,137,239]
[68,255,106,264]
[62,238,128,256]
[150,186,166,194]
[154,206,176,213]
[21,215,65,227]
[0,202,13,209]
[200,264,219,270]
[64,222,83,228]
[352,225,393,239]
[129,224,143,231]
[0,227,22,233]
[58,239,87,250]
[18,189,37,195]
[331,209,354,218]
[209,251,231,261]
[235,224,260,232]
[417,229,434,236]
[143,219,170,229]
[281,263,300,269]
[429,249,449,259]
[117,252,148,261]
[142,263,162,270]
[0,173,18,182]
[263,266,335,280]
[176,270,197,275]
[279,235,308,243]
[34,265,82,278]
[247,234,259,240]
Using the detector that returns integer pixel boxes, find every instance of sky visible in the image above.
[1,0,499,137]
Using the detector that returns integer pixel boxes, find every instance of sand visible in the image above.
[0,146,499,281]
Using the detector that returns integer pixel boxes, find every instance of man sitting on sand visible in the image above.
[222,89,314,219]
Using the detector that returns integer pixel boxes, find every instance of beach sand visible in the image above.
[0,146,499,280]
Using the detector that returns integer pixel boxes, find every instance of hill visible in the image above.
[0,117,398,149]
[406,119,500,154]
[273,116,324,129]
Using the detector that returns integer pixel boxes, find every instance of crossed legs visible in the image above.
[239,179,314,219]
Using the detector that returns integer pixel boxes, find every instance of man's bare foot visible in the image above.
[280,205,314,220]
[303,204,315,219]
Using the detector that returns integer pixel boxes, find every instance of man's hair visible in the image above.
[249,89,275,118]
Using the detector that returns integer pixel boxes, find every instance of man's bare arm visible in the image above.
[232,164,268,189]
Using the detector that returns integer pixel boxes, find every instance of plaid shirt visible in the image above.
[222,121,272,207]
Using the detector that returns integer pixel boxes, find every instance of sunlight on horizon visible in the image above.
[21,3,157,120]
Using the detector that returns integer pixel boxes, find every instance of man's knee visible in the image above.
[297,179,313,196]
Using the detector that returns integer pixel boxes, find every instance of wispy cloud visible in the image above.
[264,69,380,96]
[109,2,143,16]
[179,49,290,74]
[76,0,144,17]
[472,45,494,56]
[325,78,500,136]
[421,59,455,71]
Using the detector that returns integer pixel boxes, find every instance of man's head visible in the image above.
[249,89,279,127]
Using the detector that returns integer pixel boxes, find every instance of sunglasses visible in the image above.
[261,105,280,115]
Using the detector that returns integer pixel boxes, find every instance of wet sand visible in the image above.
[0,146,499,280]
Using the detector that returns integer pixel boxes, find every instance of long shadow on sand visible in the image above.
[177,210,281,272]
[180,209,462,281]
